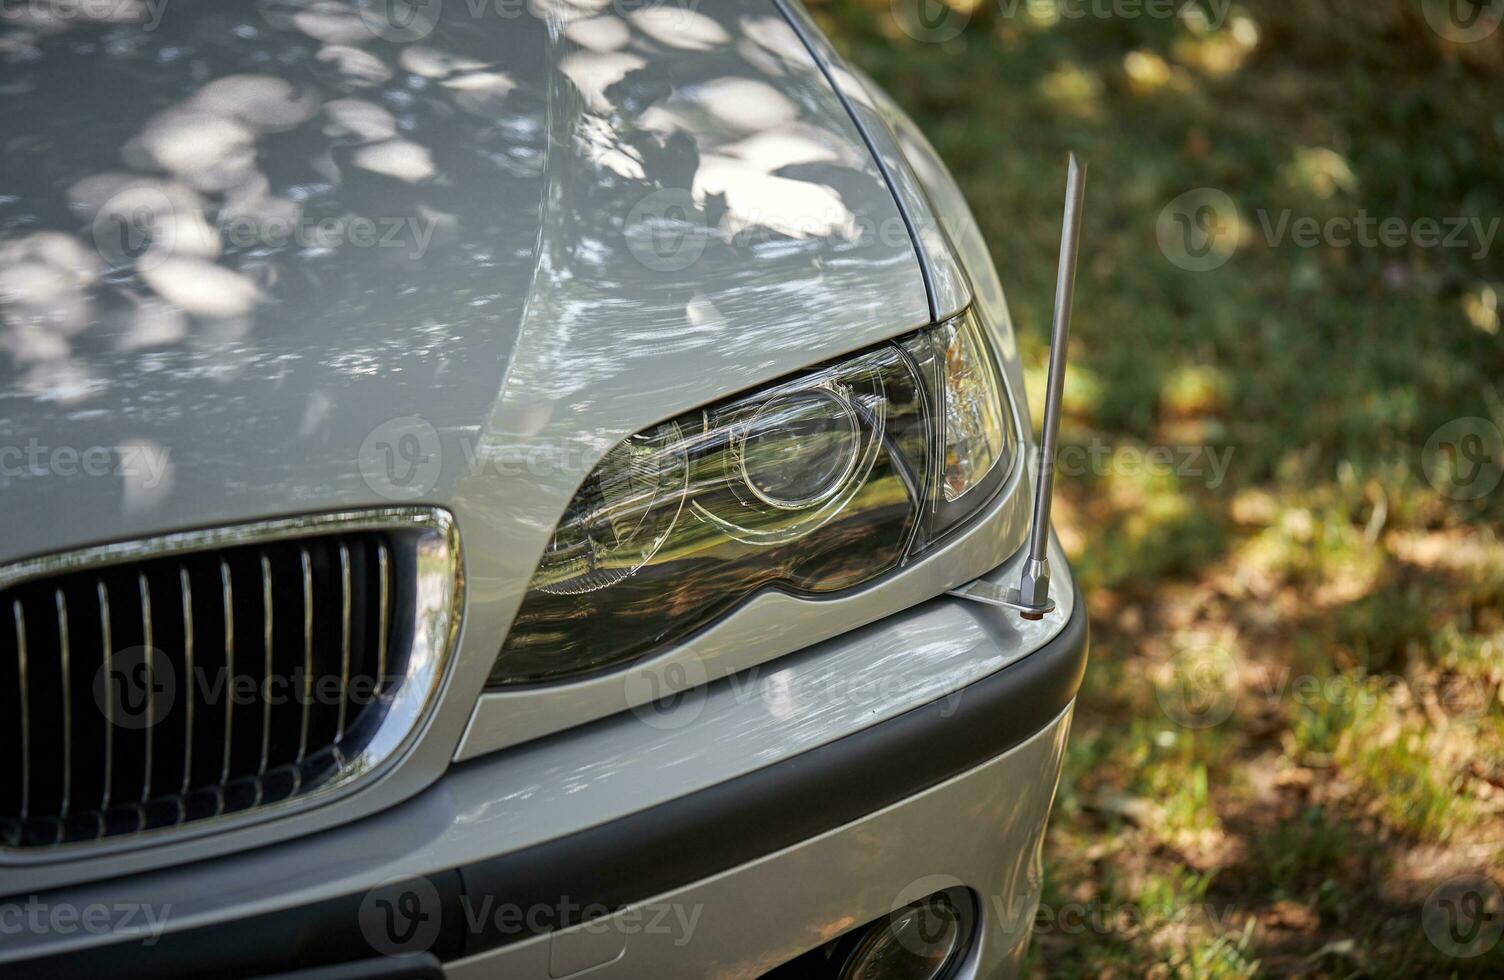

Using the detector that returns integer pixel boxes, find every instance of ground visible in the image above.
[809,1,1504,975]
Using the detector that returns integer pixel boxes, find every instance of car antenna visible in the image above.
[948,152,1085,620]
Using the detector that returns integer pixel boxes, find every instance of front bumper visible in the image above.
[3,559,1087,979]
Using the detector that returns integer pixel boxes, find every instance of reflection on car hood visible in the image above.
[0,0,930,564]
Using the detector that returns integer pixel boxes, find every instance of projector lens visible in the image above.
[738,389,862,510]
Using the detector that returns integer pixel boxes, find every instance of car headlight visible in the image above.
[489,308,1016,686]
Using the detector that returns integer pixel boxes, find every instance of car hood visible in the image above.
[0,0,930,568]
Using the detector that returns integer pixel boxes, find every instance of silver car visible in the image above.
[0,1,1087,977]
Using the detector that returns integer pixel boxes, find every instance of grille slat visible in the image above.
[337,542,352,743]
[96,580,112,813]
[14,600,30,823]
[258,553,273,780]
[298,547,314,765]
[55,590,71,819]
[376,541,389,696]
[219,559,233,788]
[0,515,455,851]
[179,565,194,798]
[138,573,153,807]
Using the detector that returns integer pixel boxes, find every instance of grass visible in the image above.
[808,0,1504,974]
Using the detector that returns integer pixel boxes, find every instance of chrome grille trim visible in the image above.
[0,508,462,858]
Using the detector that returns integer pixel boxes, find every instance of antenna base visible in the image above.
[946,578,1058,618]
[1014,557,1051,608]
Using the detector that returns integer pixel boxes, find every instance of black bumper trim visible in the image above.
[8,587,1087,978]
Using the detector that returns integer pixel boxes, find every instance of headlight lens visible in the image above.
[491,308,1016,686]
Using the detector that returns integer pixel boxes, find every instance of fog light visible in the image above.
[838,894,962,980]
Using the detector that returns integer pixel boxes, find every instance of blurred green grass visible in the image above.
[808,1,1504,975]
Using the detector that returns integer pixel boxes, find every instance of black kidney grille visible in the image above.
[0,532,402,848]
